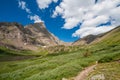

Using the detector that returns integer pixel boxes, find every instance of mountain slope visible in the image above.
[0,26,120,80]
[86,62,120,80]
[72,34,103,46]
[73,26,120,46]
[91,26,120,45]
[0,22,28,49]
[25,22,61,46]
[0,22,62,50]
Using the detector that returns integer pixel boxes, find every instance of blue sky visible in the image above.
[0,0,120,42]
[0,0,79,42]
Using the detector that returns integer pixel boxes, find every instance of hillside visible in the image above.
[0,22,62,50]
[72,34,104,46]
[73,26,120,46]
[0,26,119,80]
[91,26,120,45]
[86,62,120,80]
[25,22,61,46]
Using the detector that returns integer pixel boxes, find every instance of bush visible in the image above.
[98,52,120,63]
[83,49,92,57]
[98,56,113,63]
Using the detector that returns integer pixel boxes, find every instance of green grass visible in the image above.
[0,27,120,80]
[86,62,120,80]
[0,46,39,61]
[0,46,34,56]
[0,44,119,80]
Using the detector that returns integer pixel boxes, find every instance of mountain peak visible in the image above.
[0,22,63,50]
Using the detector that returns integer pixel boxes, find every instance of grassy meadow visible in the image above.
[86,62,120,80]
[0,27,120,80]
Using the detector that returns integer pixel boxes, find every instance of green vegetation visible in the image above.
[0,46,34,56]
[0,44,119,80]
[86,62,120,80]
[0,46,37,61]
[98,52,120,63]
[0,27,120,80]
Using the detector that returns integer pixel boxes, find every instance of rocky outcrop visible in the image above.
[72,34,103,46]
[0,22,28,50]
[25,22,61,46]
[0,22,62,50]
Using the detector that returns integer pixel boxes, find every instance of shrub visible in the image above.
[83,49,92,57]
[98,56,113,63]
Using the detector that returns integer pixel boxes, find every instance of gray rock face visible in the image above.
[0,22,62,50]
[25,22,61,46]
[72,34,103,46]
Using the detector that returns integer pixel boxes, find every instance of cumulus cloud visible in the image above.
[36,0,58,9]
[72,26,115,38]
[53,0,120,38]
[18,0,31,13]
[28,15,43,23]
[18,0,43,23]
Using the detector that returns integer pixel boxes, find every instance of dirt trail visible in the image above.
[73,64,97,80]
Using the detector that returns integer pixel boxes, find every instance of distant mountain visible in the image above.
[72,26,120,46]
[0,22,63,50]
[0,22,119,51]
[72,34,104,46]
[90,26,120,45]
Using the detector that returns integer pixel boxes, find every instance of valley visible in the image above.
[0,22,120,80]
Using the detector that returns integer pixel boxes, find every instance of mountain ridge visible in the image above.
[72,26,120,46]
[0,22,119,50]
[0,22,63,50]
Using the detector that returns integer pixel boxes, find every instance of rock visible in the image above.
[90,74,105,80]
[72,34,103,46]
[0,22,63,50]
[62,78,68,80]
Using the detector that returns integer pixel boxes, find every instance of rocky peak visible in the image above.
[0,22,24,32]
[25,22,61,46]
[0,22,63,50]
[73,34,103,45]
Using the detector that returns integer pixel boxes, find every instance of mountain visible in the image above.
[0,22,119,51]
[25,22,61,46]
[0,26,120,80]
[0,22,62,50]
[72,34,104,46]
[90,26,120,45]
[72,26,120,46]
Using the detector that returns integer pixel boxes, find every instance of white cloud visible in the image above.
[36,0,58,9]
[53,0,120,38]
[81,15,109,28]
[18,0,31,13]
[52,6,64,18]
[28,15,43,23]
[18,0,43,23]
[72,26,115,38]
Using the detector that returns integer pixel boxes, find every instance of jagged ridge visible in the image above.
[0,22,62,50]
